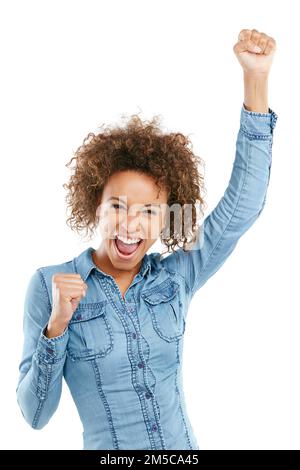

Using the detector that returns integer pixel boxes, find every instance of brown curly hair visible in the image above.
[63,113,207,256]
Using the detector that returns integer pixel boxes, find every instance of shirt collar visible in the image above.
[74,246,151,282]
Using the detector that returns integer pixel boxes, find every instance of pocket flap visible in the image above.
[69,301,107,323]
[141,279,180,305]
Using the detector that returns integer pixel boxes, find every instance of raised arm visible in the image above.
[161,28,278,298]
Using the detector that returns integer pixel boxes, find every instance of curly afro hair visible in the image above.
[63,113,207,255]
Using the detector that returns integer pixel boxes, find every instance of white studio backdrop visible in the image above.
[0,0,299,450]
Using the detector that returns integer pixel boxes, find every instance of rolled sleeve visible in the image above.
[241,103,278,136]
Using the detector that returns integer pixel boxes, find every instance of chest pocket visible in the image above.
[141,278,185,342]
[67,301,113,361]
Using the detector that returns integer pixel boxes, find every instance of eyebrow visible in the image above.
[107,197,161,207]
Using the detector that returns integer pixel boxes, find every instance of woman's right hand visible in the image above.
[45,273,88,338]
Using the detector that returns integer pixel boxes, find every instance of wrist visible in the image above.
[243,70,269,79]
[45,320,68,338]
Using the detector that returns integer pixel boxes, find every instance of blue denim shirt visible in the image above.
[16,103,278,450]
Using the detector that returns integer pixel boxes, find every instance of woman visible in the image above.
[16,29,278,450]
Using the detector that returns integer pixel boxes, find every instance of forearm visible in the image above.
[16,353,65,429]
[16,323,68,429]
[243,72,269,113]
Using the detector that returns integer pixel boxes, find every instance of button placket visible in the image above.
[95,271,166,449]
[122,293,165,449]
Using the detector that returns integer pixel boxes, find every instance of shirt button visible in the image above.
[132,332,137,339]
[138,362,144,368]
[145,392,151,399]
[151,424,157,432]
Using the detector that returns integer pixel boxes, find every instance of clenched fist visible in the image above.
[45,273,88,338]
[233,28,277,75]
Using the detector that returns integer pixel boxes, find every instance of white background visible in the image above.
[1,0,299,450]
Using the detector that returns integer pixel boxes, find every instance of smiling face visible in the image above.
[93,170,169,277]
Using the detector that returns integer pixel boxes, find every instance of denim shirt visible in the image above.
[16,103,278,450]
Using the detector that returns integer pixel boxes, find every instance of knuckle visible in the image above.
[242,30,251,41]
[258,38,268,48]
[266,39,275,50]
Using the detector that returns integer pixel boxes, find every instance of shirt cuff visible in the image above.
[240,102,278,136]
[36,322,69,363]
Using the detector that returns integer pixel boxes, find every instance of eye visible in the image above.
[111,203,126,210]
[143,208,158,215]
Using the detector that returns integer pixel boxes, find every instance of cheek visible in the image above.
[98,212,126,238]
[148,225,161,240]
[139,212,164,237]
[145,217,164,239]
[98,217,115,239]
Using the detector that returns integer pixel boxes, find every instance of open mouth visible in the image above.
[113,235,143,259]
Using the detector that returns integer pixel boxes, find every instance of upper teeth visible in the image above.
[116,234,141,244]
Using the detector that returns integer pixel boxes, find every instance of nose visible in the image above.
[120,214,141,236]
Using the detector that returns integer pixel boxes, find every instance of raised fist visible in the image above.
[45,273,87,338]
[233,28,277,75]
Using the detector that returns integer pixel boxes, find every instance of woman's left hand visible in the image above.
[233,29,277,75]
